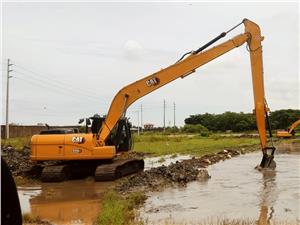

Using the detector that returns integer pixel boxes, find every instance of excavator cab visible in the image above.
[88,114,132,152]
[106,118,132,152]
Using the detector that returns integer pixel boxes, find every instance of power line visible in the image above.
[13,75,104,105]
[13,70,108,104]
[13,69,109,105]
[11,61,112,105]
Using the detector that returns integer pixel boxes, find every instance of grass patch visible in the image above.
[22,213,40,223]
[14,176,39,186]
[1,136,31,150]
[97,191,146,225]
[133,134,259,156]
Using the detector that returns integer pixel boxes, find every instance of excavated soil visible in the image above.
[116,149,242,193]
[2,146,40,178]
[1,146,58,180]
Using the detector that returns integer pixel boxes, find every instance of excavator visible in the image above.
[30,18,276,182]
[276,119,300,138]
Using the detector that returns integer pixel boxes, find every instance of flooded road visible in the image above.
[139,143,300,224]
[18,180,113,225]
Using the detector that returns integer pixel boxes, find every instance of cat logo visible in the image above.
[71,136,85,144]
[146,77,159,87]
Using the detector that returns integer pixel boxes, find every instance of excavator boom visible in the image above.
[97,19,275,168]
[31,18,276,182]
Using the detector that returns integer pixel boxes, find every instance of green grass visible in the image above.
[133,134,259,156]
[22,213,46,224]
[1,136,31,150]
[97,191,146,225]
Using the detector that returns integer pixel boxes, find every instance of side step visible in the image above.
[41,165,71,182]
[95,159,144,181]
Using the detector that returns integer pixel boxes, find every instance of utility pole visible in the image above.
[6,59,13,139]
[140,104,143,132]
[137,110,140,136]
[163,99,166,132]
[173,102,176,128]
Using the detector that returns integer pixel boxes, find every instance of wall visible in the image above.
[1,125,81,139]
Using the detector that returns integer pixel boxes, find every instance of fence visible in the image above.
[1,125,81,139]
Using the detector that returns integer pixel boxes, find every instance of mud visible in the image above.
[139,143,300,224]
[1,146,44,178]
[116,149,241,193]
[16,147,250,225]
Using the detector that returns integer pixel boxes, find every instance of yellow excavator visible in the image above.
[277,119,300,138]
[30,18,276,182]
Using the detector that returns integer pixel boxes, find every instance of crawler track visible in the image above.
[95,159,144,181]
[40,158,144,182]
[41,165,71,182]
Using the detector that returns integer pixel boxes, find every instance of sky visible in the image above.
[1,2,299,127]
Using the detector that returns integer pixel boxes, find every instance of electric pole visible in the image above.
[163,99,166,132]
[137,110,140,136]
[6,59,13,139]
[173,102,176,128]
[140,104,143,132]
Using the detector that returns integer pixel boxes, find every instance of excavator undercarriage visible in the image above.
[40,158,144,182]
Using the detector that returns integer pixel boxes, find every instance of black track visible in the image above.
[94,159,144,181]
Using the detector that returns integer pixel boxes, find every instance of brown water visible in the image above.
[18,144,300,225]
[18,180,114,225]
[17,154,189,225]
[139,143,300,224]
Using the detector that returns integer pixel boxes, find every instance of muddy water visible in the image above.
[139,143,300,224]
[17,154,189,225]
[18,180,113,225]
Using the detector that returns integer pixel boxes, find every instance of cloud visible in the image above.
[123,40,145,60]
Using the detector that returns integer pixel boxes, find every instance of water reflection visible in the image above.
[18,180,113,225]
[139,143,300,224]
[257,169,277,225]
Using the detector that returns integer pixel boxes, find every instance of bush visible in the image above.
[182,124,210,136]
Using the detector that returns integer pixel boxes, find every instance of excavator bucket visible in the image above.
[259,147,276,169]
[259,154,276,169]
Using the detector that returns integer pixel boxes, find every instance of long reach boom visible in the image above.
[97,19,275,168]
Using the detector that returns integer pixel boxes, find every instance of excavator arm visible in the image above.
[288,119,300,134]
[98,19,275,168]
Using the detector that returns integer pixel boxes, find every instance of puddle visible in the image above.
[144,154,192,170]
[139,143,300,224]
[18,180,113,225]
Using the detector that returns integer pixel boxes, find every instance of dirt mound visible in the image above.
[117,149,241,193]
[1,146,42,178]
